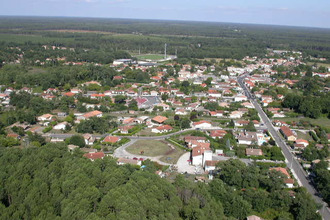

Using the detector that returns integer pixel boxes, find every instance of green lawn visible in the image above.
[0,33,74,44]
[307,62,330,68]
[126,140,170,157]
[296,131,313,142]
[135,54,166,61]
[280,117,330,129]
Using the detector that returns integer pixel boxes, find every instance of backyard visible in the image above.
[280,117,330,130]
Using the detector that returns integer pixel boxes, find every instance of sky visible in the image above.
[1,0,330,28]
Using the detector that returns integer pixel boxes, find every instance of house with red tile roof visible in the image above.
[64,92,75,97]
[295,139,309,147]
[84,81,101,86]
[184,136,207,143]
[37,114,54,122]
[192,120,212,129]
[280,126,296,141]
[192,145,212,166]
[83,152,105,161]
[151,125,173,133]
[152,116,168,124]
[204,160,220,172]
[209,130,227,139]
[270,167,290,178]
[83,133,96,145]
[118,125,134,134]
[103,136,120,144]
[80,110,103,120]
[209,110,224,117]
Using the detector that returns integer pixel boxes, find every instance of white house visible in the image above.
[204,160,219,172]
[192,120,212,129]
[53,122,68,130]
[295,139,309,148]
[151,125,173,133]
[229,111,244,119]
[242,102,254,109]
[237,131,266,146]
[150,91,159,96]
[234,94,248,102]
[209,111,224,117]
[83,133,96,145]
[37,114,54,122]
[192,145,212,166]
[175,108,188,115]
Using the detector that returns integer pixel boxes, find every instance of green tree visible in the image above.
[180,118,191,129]
[69,135,85,148]
[290,188,322,220]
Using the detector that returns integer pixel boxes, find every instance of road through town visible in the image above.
[238,74,330,220]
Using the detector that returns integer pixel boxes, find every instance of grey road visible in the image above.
[47,127,225,140]
[237,74,330,220]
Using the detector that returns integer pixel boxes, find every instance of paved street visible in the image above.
[238,74,330,220]
[47,127,225,140]
[176,152,196,174]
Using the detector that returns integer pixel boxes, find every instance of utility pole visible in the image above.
[164,43,167,59]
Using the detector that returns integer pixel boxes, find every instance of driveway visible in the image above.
[176,152,196,174]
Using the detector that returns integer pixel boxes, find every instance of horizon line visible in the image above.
[0,14,330,30]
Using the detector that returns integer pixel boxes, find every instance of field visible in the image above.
[126,140,185,163]
[159,146,185,164]
[135,54,166,61]
[280,117,330,129]
[126,140,170,156]
[0,33,74,44]
[296,131,313,142]
[307,62,330,68]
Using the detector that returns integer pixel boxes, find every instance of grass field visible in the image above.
[159,144,185,164]
[280,117,330,129]
[0,33,74,44]
[134,54,166,61]
[126,140,170,156]
[137,128,159,136]
[307,62,330,68]
[296,131,313,142]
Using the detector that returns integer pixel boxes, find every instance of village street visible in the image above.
[238,74,330,220]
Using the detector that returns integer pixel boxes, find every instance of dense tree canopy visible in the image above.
[0,145,322,220]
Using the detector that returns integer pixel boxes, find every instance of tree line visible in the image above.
[0,144,321,219]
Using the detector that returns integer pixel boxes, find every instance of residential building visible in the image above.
[192,120,212,129]
[151,125,173,133]
[103,136,120,144]
[280,126,297,141]
[83,152,105,161]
